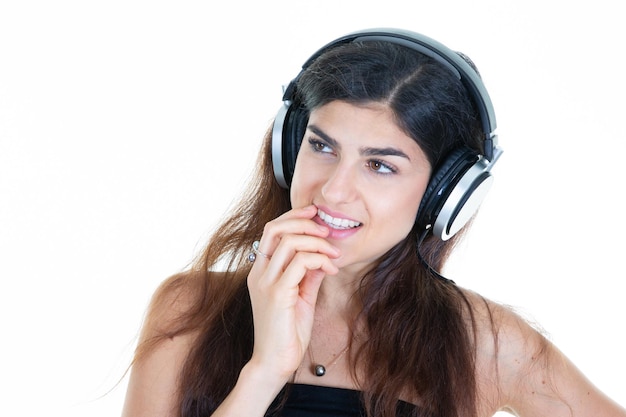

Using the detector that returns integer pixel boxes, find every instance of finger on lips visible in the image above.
[255,207,333,259]
[262,218,329,249]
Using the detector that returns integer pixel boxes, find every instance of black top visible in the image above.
[266,384,419,417]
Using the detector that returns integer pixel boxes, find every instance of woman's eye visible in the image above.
[308,138,333,153]
[367,160,395,174]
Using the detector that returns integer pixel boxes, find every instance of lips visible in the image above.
[317,208,362,230]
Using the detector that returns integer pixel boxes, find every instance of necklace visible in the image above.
[308,343,349,377]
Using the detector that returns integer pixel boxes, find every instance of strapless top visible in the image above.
[266,383,418,416]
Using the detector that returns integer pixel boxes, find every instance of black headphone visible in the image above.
[272,28,502,241]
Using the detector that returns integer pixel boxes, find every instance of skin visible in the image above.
[289,101,432,279]
[122,100,626,417]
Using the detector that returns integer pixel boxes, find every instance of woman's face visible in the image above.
[290,100,432,274]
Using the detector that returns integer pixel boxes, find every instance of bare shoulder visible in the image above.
[140,270,207,337]
[462,290,546,368]
[461,289,626,417]
[462,291,547,395]
[121,270,226,417]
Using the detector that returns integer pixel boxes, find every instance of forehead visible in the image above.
[307,101,427,157]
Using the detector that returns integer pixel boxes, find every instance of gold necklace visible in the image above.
[307,344,349,377]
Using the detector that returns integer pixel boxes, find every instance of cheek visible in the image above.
[379,186,426,232]
[289,159,313,207]
[289,178,302,208]
[289,185,305,209]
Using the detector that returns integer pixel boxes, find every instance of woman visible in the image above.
[121,29,625,417]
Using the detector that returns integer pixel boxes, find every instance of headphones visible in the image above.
[272,28,502,241]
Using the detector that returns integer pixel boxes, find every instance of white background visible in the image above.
[1,1,624,416]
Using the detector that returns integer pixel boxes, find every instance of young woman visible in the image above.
[121,29,626,417]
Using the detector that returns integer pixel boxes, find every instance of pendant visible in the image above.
[314,364,326,377]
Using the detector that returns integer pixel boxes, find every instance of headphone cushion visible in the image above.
[282,105,309,186]
[416,147,479,230]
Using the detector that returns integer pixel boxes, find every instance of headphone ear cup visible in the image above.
[282,105,309,187]
[272,100,309,189]
[416,147,492,240]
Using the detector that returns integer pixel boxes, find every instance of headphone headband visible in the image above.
[282,28,499,160]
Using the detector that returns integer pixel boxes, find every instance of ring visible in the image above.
[247,240,271,263]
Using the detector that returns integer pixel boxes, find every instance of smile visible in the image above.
[317,208,362,230]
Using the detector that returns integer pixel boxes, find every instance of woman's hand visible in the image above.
[245,205,340,383]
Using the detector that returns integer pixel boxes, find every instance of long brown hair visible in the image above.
[134,41,489,417]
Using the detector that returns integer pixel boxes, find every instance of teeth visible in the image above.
[317,209,362,229]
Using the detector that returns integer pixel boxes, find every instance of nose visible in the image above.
[321,160,358,204]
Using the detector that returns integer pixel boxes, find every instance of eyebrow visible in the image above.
[307,124,411,161]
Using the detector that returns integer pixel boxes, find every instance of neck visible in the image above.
[312,280,364,351]
[317,269,363,311]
